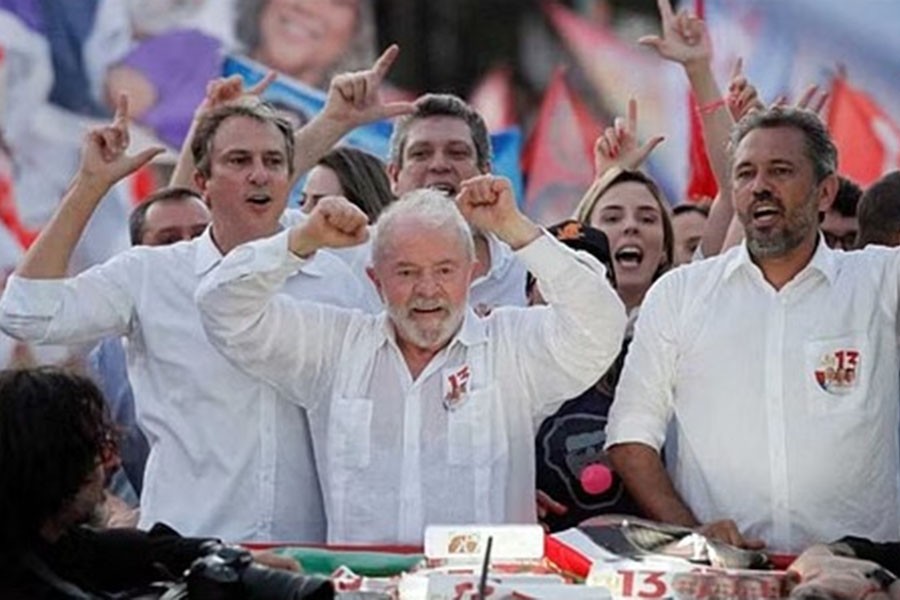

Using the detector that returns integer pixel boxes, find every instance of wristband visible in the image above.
[697,97,728,115]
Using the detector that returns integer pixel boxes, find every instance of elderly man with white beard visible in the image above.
[195,175,626,544]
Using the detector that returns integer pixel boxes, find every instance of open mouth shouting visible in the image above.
[427,182,458,197]
[614,245,644,270]
[246,193,274,207]
[750,201,783,228]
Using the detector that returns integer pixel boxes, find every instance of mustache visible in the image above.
[751,189,781,205]
[749,190,785,212]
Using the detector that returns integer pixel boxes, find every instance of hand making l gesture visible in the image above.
[80,95,164,191]
[593,98,665,177]
[321,44,415,129]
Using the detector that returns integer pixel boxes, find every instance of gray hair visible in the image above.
[388,94,492,171]
[372,189,475,266]
[730,106,838,182]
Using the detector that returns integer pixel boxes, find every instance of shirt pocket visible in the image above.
[803,333,870,416]
[328,398,373,468]
[447,386,498,466]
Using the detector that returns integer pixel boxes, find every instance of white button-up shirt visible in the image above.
[469,233,528,311]
[607,239,900,553]
[196,231,626,544]
[0,228,370,542]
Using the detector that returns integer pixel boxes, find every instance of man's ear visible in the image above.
[480,161,493,175]
[817,173,840,213]
[193,171,212,208]
[387,162,402,197]
[366,266,384,301]
[467,259,479,284]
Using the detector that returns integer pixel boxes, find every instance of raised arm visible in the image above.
[640,0,739,258]
[18,96,163,279]
[459,175,627,407]
[196,197,369,404]
[172,45,413,192]
[290,44,414,183]
[574,98,664,221]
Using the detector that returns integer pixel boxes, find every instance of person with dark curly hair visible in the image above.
[0,368,210,598]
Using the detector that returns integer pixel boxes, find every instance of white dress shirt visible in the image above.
[469,233,528,311]
[196,230,626,544]
[0,228,370,542]
[607,239,900,553]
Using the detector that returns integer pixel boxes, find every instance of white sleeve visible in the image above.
[605,271,682,452]
[0,253,138,345]
[195,230,358,408]
[502,232,627,418]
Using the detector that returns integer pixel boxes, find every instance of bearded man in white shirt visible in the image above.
[606,106,900,554]
[196,176,627,544]
[0,48,412,542]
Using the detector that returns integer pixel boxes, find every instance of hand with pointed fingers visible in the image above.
[197,71,277,117]
[795,84,829,116]
[698,519,766,550]
[640,0,712,69]
[80,95,165,189]
[321,44,415,128]
[726,58,765,121]
[770,84,828,117]
[289,195,369,258]
[457,175,540,249]
[594,98,665,177]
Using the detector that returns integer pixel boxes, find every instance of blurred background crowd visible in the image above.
[0,0,898,366]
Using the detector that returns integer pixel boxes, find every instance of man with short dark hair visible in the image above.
[128,186,210,246]
[387,93,528,312]
[607,106,900,553]
[671,203,709,266]
[857,171,900,248]
[820,176,862,250]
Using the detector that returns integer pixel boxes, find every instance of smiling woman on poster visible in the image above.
[235,0,376,89]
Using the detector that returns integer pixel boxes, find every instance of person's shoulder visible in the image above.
[833,244,900,281]
[653,247,734,291]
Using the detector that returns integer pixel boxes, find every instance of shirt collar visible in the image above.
[723,234,838,285]
[194,226,222,277]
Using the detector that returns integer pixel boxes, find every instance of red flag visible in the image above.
[827,76,900,187]
[685,95,718,202]
[521,67,602,225]
[0,45,36,250]
[542,0,688,202]
[469,66,518,133]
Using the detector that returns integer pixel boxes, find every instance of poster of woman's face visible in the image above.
[235,0,376,89]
